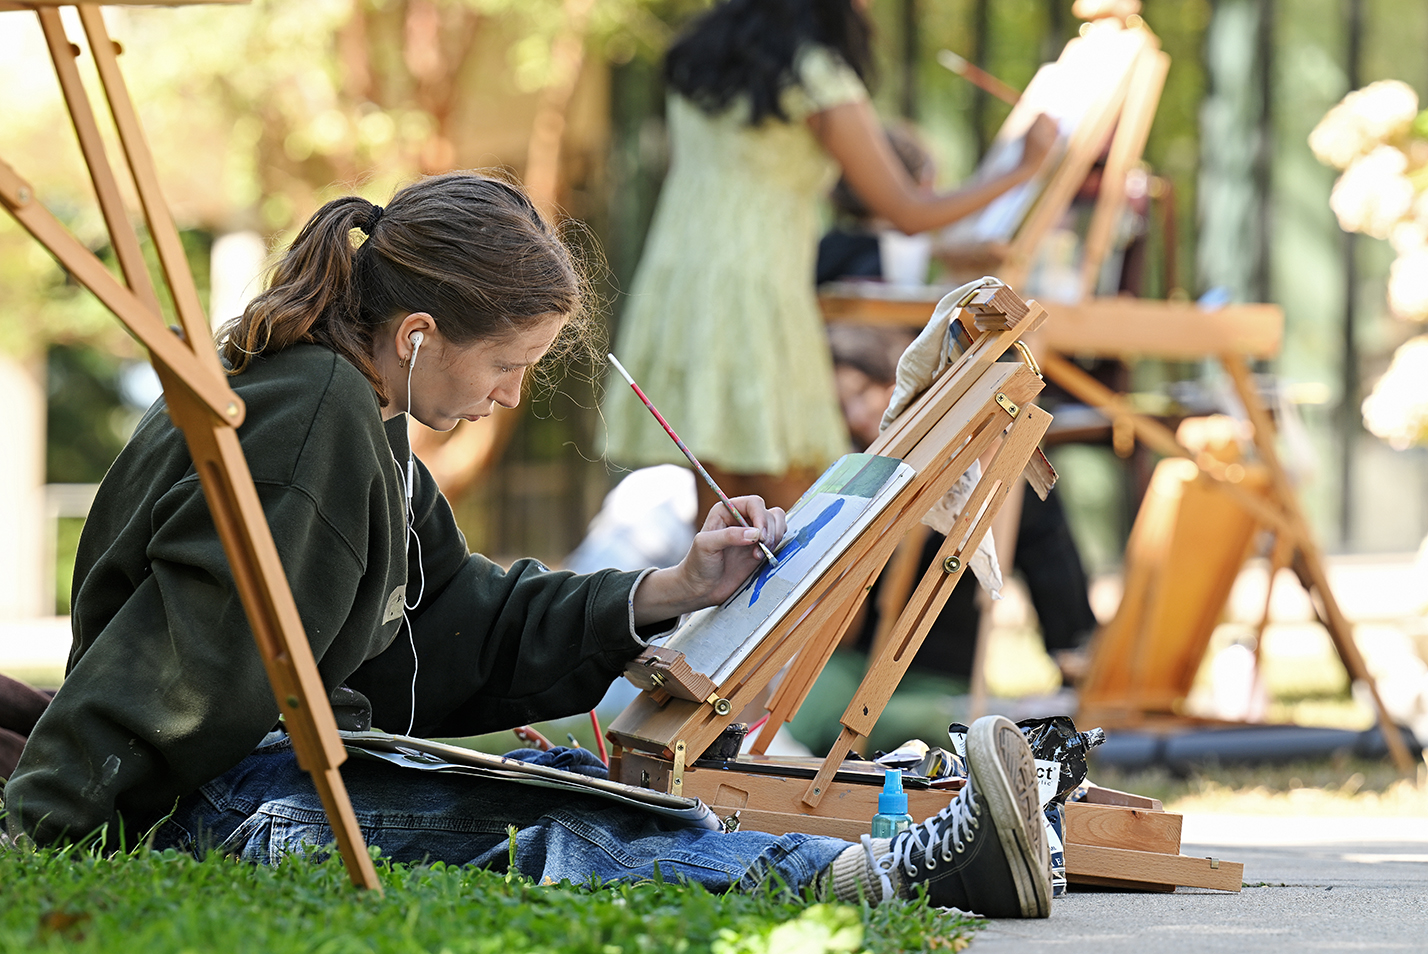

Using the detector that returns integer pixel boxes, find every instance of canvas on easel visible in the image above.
[607,284,1055,840]
[624,454,915,703]
[938,11,1170,296]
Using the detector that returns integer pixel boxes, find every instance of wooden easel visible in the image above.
[0,1,380,888]
[607,286,1054,840]
[1047,346,1418,773]
[938,8,1170,298]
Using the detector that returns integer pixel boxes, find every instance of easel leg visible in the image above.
[5,9,384,888]
[1221,356,1416,775]
[161,389,382,889]
[753,565,878,754]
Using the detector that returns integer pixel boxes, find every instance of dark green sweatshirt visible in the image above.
[5,345,660,846]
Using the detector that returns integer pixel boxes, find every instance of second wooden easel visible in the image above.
[1047,345,1418,773]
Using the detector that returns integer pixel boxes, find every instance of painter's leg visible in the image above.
[472,804,849,893]
[161,738,589,865]
[158,737,846,894]
[1,726,26,783]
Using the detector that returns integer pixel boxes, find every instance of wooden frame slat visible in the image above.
[1,4,379,890]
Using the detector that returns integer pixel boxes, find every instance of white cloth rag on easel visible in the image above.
[880,276,1006,599]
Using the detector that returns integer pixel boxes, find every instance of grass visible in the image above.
[0,836,981,954]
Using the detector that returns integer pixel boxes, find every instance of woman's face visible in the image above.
[382,314,565,431]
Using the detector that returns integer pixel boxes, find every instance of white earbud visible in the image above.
[403,329,424,497]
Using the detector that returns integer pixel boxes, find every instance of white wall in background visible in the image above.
[0,355,46,620]
[209,230,268,330]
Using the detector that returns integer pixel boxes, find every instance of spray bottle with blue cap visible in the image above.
[871,768,915,838]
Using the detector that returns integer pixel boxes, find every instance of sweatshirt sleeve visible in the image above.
[345,452,671,738]
[349,557,655,737]
[4,479,369,848]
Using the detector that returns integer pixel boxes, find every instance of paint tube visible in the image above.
[874,738,930,771]
[916,746,966,781]
[1015,716,1106,897]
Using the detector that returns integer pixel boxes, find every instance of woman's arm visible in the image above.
[809,100,1058,235]
[632,496,787,625]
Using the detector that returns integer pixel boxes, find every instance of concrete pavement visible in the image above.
[971,813,1428,952]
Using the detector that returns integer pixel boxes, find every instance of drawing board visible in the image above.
[645,454,914,686]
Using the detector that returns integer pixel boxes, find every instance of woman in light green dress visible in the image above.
[603,0,1055,517]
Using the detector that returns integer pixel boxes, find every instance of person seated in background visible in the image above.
[787,324,1100,756]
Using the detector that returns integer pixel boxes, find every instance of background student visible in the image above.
[600,0,1056,519]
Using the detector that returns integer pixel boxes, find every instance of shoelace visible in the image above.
[861,780,982,903]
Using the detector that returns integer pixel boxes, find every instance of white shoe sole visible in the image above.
[967,715,1052,918]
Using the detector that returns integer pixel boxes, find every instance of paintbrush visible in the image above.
[608,353,779,566]
[936,49,1022,106]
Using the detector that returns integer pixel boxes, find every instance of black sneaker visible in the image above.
[867,715,1051,917]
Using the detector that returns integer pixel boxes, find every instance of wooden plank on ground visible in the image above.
[1078,783,1164,811]
[1065,843,1243,892]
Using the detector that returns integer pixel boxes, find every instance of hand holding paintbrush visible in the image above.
[608,354,780,566]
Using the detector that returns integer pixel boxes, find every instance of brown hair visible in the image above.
[827,324,914,385]
[220,173,587,405]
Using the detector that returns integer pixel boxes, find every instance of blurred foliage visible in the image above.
[7,0,1426,558]
[45,345,131,485]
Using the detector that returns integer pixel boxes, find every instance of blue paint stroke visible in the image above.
[748,497,845,606]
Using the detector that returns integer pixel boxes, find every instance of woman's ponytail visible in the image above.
[220,195,384,395]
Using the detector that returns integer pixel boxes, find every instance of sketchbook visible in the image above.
[339,731,721,829]
[641,454,915,687]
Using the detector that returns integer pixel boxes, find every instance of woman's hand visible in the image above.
[631,496,787,626]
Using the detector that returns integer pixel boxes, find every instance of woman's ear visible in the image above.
[392,313,437,363]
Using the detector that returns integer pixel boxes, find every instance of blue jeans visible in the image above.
[157,737,849,893]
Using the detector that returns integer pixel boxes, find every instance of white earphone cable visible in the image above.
[400,332,426,736]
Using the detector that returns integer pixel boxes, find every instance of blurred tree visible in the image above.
[2,0,696,562]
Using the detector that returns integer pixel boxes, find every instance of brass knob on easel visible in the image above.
[942,555,962,574]
[706,694,733,716]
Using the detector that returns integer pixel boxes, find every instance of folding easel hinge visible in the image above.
[995,392,1020,417]
[671,740,687,796]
